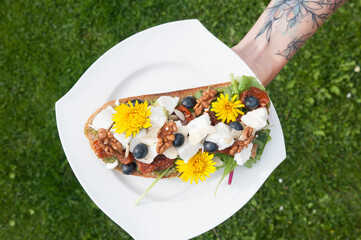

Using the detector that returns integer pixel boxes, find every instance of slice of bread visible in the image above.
[84,82,231,178]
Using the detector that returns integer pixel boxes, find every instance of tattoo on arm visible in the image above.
[255,0,345,43]
[275,33,311,60]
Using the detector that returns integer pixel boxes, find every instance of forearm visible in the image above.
[232,0,346,86]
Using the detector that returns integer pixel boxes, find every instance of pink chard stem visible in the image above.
[228,170,234,185]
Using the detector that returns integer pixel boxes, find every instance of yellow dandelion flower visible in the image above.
[176,151,216,184]
[211,94,244,123]
[112,100,152,138]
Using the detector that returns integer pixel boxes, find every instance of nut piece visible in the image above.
[250,144,258,158]
[96,128,135,164]
[156,121,178,154]
[229,126,254,155]
[194,89,218,116]
[97,128,123,156]
[239,126,254,141]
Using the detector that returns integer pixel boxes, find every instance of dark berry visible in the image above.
[121,162,137,175]
[133,143,148,159]
[203,141,218,152]
[182,96,197,108]
[244,96,260,110]
[130,99,144,106]
[229,121,243,131]
[173,133,185,147]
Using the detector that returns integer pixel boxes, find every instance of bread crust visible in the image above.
[84,82,231,178]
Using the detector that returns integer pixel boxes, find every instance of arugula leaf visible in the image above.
[236,75,265,92]
[195,90,203,99]
[244,156,257,168]
[103,156,118,163]
[214,152,238,196]
[223,86,233,100]
[230,73,239,96]
[244,129,272,168]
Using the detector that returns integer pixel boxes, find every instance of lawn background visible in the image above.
[1,0,360,239]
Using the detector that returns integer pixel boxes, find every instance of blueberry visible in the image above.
[130,99,143,106]
[182,96,197,108]
[244,96,260,110]
[229,121,243,131]
[121,162,137,175]
[133,143,148,159]
[173,133,185,147]
[203,141,218,152]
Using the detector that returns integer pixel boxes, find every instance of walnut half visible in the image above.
[97,128,123,156]
[194,89,218,116]
[229,126,254,155]
[156,121,178,154]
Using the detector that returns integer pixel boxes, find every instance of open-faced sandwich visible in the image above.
[84,74,272,202]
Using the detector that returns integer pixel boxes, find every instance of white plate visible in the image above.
[56,19,286,240]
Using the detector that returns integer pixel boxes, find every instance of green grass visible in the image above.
[1,0,360,239]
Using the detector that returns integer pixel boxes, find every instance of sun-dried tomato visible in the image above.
[118,152,135,164]
[136,155,175,174]
[240,87,270,109]
[93,140,135,164]
[93,140,112,158]
[176,105,194,123]
[217,143,233,155]
[208,110,222,126]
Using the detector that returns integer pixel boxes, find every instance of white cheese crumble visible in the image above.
[174,120,189,136]
[129,129,147,152]
[231,129,242,139]
[149,106,167,127]
[155,96,179,115]
[163,146,178,159]
[241,107,268,131]
[140,127,160,146]
[234,142,253,165]
[187,113,215,146]
[105,159,119,169]
[137,145,158,164]
[135,127,160,164]
[112,132,132,149]
[176,137,202,163]
[90,106,115,130]
[206,122,234,150]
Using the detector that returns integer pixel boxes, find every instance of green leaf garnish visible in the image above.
[236,75,265,92]
[214,152,238,196]
[223,86,233,100]
[134,167,171,205]
[103,156,118,163]
[195,90,203,99]
[230,73,239,97]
